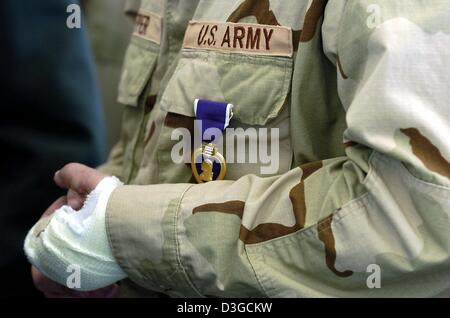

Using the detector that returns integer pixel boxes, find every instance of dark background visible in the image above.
[0,0,107,297]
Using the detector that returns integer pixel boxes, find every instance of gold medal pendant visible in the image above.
[191,143,226,183]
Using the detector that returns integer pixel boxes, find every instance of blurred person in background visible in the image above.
[0,0,106,297]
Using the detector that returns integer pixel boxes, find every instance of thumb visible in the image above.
[54,163,104,194]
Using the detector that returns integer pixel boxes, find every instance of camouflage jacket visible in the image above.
[92,0,450,297]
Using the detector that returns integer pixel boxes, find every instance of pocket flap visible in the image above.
[159,49,292,125]
[117,36,159,107]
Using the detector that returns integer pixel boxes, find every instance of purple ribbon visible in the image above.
[194,99,232,143]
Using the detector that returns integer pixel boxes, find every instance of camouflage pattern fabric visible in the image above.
[91,0,450,297]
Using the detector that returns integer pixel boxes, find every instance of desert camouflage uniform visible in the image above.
[38,0,450,297]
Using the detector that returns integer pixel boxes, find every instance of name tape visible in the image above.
[183,21,293,57]
[133,9,162,44]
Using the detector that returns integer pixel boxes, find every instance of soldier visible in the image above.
[25,0,450,297]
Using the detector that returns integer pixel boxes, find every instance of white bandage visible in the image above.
[24,176,126,291]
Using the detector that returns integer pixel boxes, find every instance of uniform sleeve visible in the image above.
[105,1,450,297]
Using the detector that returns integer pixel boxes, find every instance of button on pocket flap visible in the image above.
[118,36,159,107]
[159,49,293,126]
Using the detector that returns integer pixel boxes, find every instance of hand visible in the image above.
[31,166,119,298]
[54,163,107,210]
[32,266,120,298]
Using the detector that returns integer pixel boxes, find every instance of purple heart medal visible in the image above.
[191,99,233,183]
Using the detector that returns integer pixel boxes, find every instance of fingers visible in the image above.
[31,267,120,298]
[41,196,67,218]
[53,163,107,211]
[54,163,91,193]
[67,189,85,210]
[31,266,74,297]
[54,163,105,195]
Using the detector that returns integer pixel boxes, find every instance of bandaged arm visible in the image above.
[24,177,126,291]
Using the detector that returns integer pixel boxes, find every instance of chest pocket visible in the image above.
[160,46,292,125]
[155,20,294,183]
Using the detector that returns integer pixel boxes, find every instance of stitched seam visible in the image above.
[172,184,204,297]
[245,192,371,250]
[244,245,270,297]
[335,0,349,61]
[105,189,131,275]
[373,152,450,192]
